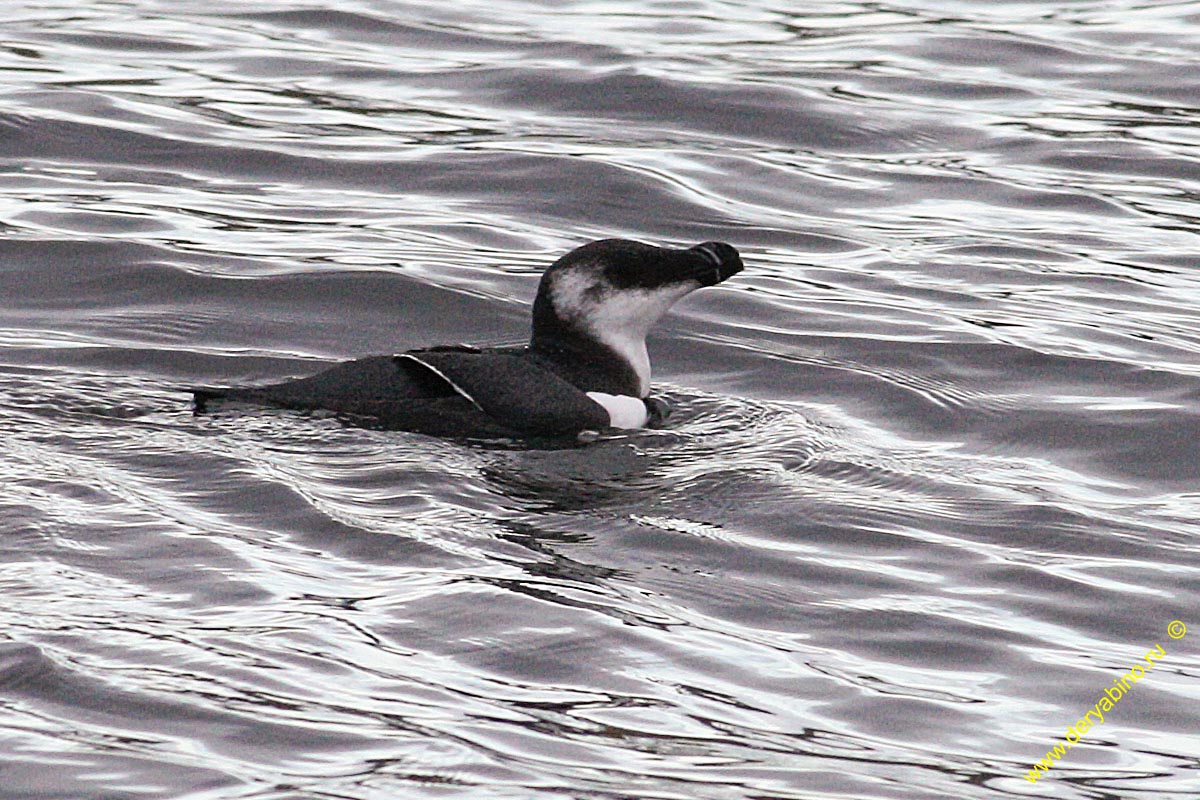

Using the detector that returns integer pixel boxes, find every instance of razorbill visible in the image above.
[192,238,743,438]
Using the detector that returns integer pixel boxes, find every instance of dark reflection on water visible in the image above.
[2,1,1200,798]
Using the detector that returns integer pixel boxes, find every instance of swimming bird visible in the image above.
[192,238,743,439]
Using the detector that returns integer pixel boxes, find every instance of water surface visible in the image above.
[2,1,1199,798]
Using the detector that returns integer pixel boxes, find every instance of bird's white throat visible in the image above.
[550,270,699,397]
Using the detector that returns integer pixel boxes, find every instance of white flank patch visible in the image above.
[586,392,649,429]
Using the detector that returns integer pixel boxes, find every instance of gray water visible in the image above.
[2,1,1199,798]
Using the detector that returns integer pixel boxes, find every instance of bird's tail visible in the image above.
[190,386,232,413]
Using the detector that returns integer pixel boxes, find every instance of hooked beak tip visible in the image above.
[689,241,743,286]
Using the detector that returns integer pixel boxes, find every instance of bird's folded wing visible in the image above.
[395,351,610,435]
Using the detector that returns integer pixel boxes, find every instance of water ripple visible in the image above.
[2,1,1200,799]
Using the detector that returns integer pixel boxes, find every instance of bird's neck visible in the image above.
[529,328,647,397]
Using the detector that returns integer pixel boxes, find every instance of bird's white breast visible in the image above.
[586,392,649,429]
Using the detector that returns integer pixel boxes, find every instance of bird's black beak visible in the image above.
[687,241,743,287]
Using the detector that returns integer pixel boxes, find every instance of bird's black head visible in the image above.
[529,238,743,395]
[552,239,743,291]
